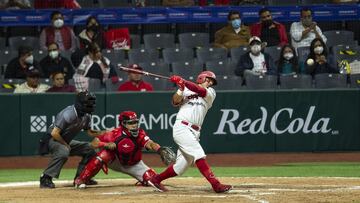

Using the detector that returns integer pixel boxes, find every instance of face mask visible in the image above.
[53,19,64,28]
[250,45,261,54]
[231,19,241,29]
[263,19,273,27]
[302,18,313,27]
[283,53,294,60]
[49,50,59,59]
[314,46,324,54]
[25,55,34,64]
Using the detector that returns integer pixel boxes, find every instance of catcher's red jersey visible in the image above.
[98,126,151,165]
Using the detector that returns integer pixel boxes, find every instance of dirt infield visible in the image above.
[2,152,360,169]
[1,177,360,203]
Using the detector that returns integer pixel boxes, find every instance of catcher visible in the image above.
[74,110,175,188]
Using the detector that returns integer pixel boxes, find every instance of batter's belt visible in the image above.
[181,120,201,131]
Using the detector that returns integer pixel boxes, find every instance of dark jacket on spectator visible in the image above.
[234,52,277,76]
[250,21,288,47]
[40,55,74,83]
[5,57,41,79]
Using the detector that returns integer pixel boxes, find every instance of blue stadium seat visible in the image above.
[128,49,159,64]
[196,47,228,64]
[279,74,313,89]
[143,33,175,50]
[244,74,278,90]
[314,73,348,88]
[162,48,194,64]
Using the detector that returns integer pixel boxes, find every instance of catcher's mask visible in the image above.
[119,111,139,137]
[75,91,96,116]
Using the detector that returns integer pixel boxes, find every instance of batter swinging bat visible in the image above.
[118,65,170,80]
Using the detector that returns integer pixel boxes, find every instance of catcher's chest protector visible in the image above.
[114,132,140,165]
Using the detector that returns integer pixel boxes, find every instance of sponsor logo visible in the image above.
[30,116,47,132]
[214,106,333,135]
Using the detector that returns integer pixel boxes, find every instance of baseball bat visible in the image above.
[118,65,170,80]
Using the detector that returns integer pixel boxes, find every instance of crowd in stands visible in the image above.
[0,1,359,93]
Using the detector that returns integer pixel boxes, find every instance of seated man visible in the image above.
[234,36,276,77]
[250,7,288,47]
[40,42,74,83]
[5,45,41,79]
[118,64,153,92]
[213,10,250,50]
[74,111,175,188]
[290,7,327,52]
[14,68,49,93]
[47,72,76,92]
[39,11,77,51]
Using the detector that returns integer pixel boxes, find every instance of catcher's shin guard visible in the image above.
[74,149,114,186]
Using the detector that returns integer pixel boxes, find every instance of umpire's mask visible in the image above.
[75,91,96,116]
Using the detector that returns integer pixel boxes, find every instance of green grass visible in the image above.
[1,162,360,183]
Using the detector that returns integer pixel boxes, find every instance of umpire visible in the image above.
[39,91,103,188]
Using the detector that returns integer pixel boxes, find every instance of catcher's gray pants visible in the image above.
[108,160,150,182]
[43,139,96,179]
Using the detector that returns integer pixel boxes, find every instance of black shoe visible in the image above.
[40,174,55,189]
[85,179,98,185]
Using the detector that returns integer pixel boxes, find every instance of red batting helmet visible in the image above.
[118,111,139,137]
[196,71,217,86]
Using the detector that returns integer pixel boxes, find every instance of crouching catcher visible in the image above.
[74,111,175,188]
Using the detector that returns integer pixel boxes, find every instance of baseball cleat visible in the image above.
[213,184,232,193]
[40,174,55,189]
[147,177,168,192]
[75,183,86,189]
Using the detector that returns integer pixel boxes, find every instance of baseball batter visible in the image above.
[148,71,232,193]
[74,111,175,188]
[39,91,103,188]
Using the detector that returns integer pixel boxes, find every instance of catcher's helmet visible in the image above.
[75,91,96,115]
[119,111,139,137]
[196,71,217,86]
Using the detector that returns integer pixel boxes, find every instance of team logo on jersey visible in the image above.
[30,116,47,132]
[122,144,130,148]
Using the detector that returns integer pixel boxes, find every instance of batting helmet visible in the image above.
[74,91,96,115]
[119,111,139,137]
[196,71,217,86]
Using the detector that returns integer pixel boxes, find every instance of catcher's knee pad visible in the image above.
[141,168,157,186]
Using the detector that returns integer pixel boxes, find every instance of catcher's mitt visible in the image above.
[157,146,176,166]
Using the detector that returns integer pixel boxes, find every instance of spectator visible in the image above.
[34,0,80,9]
[234,36,276,77]
[40,42,74,83]
[47,72,76,92]
[73,43,118,92]
[213,10,250,50]
[118,64,153,92]
[78,16,105,49]
[250,8,288,47]
[277,44,305,75]
[5,45,41,79]
[290,8,327,53]
[14,68,49,93]
[39,11,77,52]
[305,38,337,76]
[162,0,194,6]
[0,0,31,9]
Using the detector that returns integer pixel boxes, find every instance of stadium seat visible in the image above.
[268,0,299,6]
[0,49,17,74]
[324,30,355,48]
[162,48,194,64]
[279,74,313,89]
[143,33,175,50]
[7,26,39,38]
[0,37,6,49]
[68,78,104,92]
[33,50,47,62]
[196,47,228,64]
[264,46,282,62]
[142,24,172,35]
[8,36,40,51]
[39,78,51,86]
[314,73,348,88]
[176,24,209,35]
[230,46,248,63]
[142,77,174,91]
[297,46,310,63]
[332,45,360,64]
[349,74,360,88]
[101,49,127,66]
[346,21,360,43]
[301,0,332,5]
[178,33,210,49]
[0,78,25,93]
[214,75,243,90]
[171,61,204,80]
[105,77,125,92]
[138,62,171,76]
[128,49,160,64]
[244,74,278,90]
[99,0,129,7]
[130,34,141,49]
[205,60,236,76]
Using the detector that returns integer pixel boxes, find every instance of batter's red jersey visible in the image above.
[98,126,151,166]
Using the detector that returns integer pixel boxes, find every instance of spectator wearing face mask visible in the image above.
[5,45,42,79]
[305,38,337,76]
[40,42,74,83]
[39,11,77,52]
[47,72,76,92]
[290,8,327,53]
[78,16,105,49]
[277,44,305,75]
[250,8,288,47]
[213,10,250,50]
[234,36,276,77]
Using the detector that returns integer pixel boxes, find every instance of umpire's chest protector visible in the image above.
[114,131,142,166]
